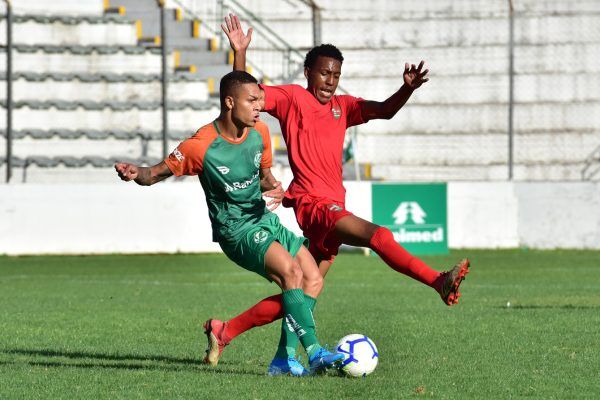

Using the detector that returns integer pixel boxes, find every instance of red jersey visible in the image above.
[261,84,365,204]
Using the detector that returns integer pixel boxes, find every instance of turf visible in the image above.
[1,250,599,399]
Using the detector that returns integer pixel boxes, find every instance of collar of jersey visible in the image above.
[213,120,249,144]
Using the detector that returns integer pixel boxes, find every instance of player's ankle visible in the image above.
[220,322,233,344]
[432,272,445,293]
[306,344,322,359]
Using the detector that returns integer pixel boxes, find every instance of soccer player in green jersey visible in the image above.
[115,70,344,376]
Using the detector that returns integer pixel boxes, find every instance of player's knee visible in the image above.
[304,272,323,294]
[280,259,303,288]
[369,225,393,248]
[290,260,304,284]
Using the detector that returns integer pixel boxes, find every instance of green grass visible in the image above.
[1,250,599,399]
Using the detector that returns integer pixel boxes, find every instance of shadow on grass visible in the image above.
[4,348,201,364]
[498,304,600,310]
[1,348,263,376]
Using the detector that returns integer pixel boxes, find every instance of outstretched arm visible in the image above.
[221,13,252,72]
[222,14,265,109]
[260,167,284,211]
[360,61,429,121]
[114,161,173,186]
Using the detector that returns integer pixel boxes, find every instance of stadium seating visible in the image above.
[0,0,228,182]
[1,0,599,182]
[223,0,600,181]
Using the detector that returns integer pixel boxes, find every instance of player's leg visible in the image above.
[203,264,320,367]
[333,214,470,305]
[203,294,280,365]
[204,218,333,371]
[264,241,342,374]
[317,258,334,277]
[266,199,336,365]
[295,245,324,298]
[333,214,440,285]
[270,245,322,374]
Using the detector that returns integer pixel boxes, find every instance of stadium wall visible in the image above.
[0,182,598,255]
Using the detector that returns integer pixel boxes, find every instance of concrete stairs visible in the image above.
[0,0,227,183]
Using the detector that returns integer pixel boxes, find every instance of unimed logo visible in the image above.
[393,202,427,225]
[391,201,443,243]
[372,183,448,254]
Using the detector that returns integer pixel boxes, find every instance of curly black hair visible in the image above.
[304,44,344,69]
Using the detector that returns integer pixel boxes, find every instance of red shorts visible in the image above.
[283,194,353,263]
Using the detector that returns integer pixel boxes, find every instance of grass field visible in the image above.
[1,250,599,399]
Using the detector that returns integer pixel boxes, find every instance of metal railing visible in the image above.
[223,0,306,82]
[507,0,514,180]
[581,145,600,181]
[172,0,360,178]
[159,0,168,159]
[172,0,266,80]
[2,0,12,183]
[170,0,308,83]
[1,0,342,182]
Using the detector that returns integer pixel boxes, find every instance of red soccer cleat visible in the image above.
[437,258,470,306]
[203,319,228,366]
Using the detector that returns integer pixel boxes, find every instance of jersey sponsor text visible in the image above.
[224,171,260,193]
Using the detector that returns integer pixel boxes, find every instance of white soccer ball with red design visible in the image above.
[336,334,379,377]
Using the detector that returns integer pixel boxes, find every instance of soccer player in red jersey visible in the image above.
[203,15,470,368]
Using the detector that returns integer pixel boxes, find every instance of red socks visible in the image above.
[222,294,283,343]
[222,227,441,344]
[369,226,441,288]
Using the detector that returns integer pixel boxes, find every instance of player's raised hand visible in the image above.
[221,13,253,52]
[114,163,139,182]
[403,61,429,90]
[263,181,284,211]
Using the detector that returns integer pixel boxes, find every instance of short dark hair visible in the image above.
[219,70,258,107]
[304,44,344,69]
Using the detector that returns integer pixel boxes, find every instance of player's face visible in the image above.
[231,83,261,127]
[305,56,342,104]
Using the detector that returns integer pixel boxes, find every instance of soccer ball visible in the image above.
[336,334,379,377]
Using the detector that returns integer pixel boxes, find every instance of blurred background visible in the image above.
[0,0,598,254]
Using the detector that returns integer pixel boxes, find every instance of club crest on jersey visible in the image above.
[253,230,268,244]
[254,151,262,168]
[331,106,342,119]
[217,166,230,175]
[171,147,184,162]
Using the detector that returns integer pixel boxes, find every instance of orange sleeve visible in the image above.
[164,124,218,176]
[254,121,273,169]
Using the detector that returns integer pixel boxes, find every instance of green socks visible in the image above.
[277,289,320,358]
[274,293,317,359]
